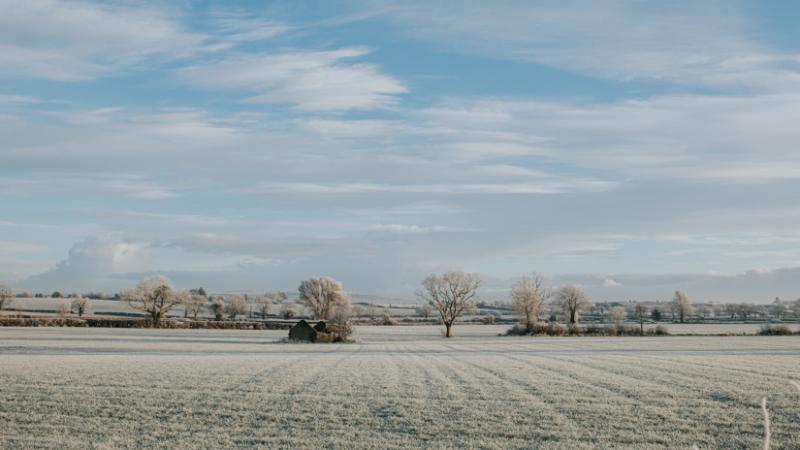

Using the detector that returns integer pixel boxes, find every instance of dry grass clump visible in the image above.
[506,322,670,337]
[328,314,354,341]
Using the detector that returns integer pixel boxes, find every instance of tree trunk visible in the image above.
[569,309,577,324]
[444,322,453,338]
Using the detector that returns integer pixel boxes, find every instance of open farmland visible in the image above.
[1,326,799,449]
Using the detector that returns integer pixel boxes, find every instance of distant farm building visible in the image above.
[288,320,317,342]
[288,320,342,342]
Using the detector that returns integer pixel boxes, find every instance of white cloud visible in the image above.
[176,48,407,110]
[367,224,452,234]
[602,278,621,288]
[245,179,616,195]
[207,9,290,48]
[20,235,151,290]
[0,174,179,200]
[415,94,800,183]
[358,0,800,91]
[0,94,41,104]
[0,0,205,80]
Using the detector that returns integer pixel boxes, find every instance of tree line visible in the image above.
[2,273,799,336]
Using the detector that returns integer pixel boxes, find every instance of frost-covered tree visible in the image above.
[122,276,185,326]
[57,300,70,317]
[0,283,14,310]
[417,271,480,338]
[280,304,296,319]
[183,293,207,320]
[634,303,648,334]
[255,291,287,318]
[298,276,350,320]
[511,273,548,328]
[672,290,693,323]
[555,285,591,325]
[254,295,271,318]
[415,303,433,319]
[226,294,248,320]
[610,306,626,327]
[70,295,91,317]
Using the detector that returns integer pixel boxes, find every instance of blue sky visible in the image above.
[2,0,800,302]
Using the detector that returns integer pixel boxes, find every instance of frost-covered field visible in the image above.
[1,326,799,449]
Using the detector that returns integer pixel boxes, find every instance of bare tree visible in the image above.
[70,296,91,317]
[253,295,271,318]
[417,271,480,338]
[270,291,288,303]
[610,306,626,327]
[121,276,185,326]
[280,304,296,319]
[555,285,591,325]
[415,303,433,319]
[0,283,14,310]
[183,293,206,320]
[672,290,693,323]
[511,273,548,328]
[57,300,70,317]
[298,276,350,320]
[634,303,648,334]
[255,291,288,318]
[226,294,247,320]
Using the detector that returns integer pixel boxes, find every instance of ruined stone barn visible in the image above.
[288,320,317,342]
[288,320,342,342]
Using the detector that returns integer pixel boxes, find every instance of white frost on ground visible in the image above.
[0,325,798,449]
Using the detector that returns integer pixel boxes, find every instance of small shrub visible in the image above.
[506,322,669,337]
[381,311,398,326]
[647,325,670,336]
[329,311,353,341]
[505,324,529,336]
[758,324,795,336]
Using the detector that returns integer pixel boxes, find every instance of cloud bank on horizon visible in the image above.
[2,0,800,302]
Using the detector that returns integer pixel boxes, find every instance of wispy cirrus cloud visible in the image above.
[0,0,206,80]
[356,0,800,91]
[176,47,407,111]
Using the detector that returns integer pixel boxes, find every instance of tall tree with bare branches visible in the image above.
[70,295,91,317]
[555,284,591,325]
[226,294,248,320]
[417,271,480,338]
[183,293,207,320]
[672,290,693,323]
[511,273,548,328]
[122,276,186,326]
[634,303,648,334]
[298,276,350,320]
[0,283,14,311]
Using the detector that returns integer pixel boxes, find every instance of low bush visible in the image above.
[329,314,354,341]
[758,324,798,336]
[650,325,670,336]
[506,322,671,337]
[381,312,399,326]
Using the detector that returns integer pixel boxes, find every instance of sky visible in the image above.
[2,0,800,302]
